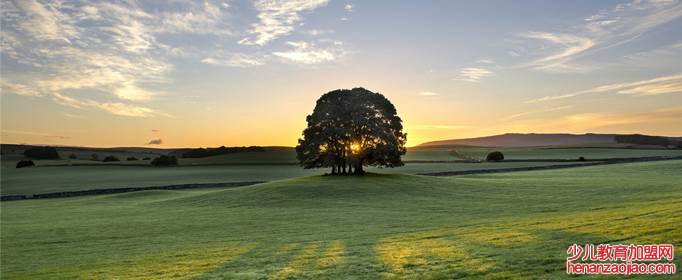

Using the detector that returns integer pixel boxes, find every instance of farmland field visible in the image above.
[2,160,680,279]
[1,161,594,196]
[3,146,681,196]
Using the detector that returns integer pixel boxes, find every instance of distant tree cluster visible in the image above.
[486,151,504,161]
[615,134,681,147]
[127,156,138,161]
[150,155,178,166]
[296,88,407,175]
[102,156,120,162]
[181,146,266,158]
[16,160,35,168]
[23,147,60,159]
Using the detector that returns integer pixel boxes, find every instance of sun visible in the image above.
[350,142,361,154]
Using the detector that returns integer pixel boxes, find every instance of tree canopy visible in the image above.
[296,87,407,175]
[486,151,504,161]
[23,146,60,159]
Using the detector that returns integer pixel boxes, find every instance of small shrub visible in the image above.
[486,151,504,161]
[23,147,60,159]
[91,154,99,161]
[127,157,138,161]
[150,155,178,166]
[16,160,35,168]
[142,157,151,160]
[68,153,78,159]
[102,155,120,162]
[578,156,585,161]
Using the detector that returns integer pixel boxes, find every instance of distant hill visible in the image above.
[418,133,682,148]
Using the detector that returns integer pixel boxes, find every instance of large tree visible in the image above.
[296,88,406,175]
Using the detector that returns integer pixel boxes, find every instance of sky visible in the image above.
[1,0,681,148]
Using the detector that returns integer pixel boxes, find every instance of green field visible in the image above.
[2,160,680,279]
[4,146,681,196]
[1,161,592,196]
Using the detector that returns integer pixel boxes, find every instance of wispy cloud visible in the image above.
[239,0,329,46]
[503,106,572,121]
[1,129,69,140]
[344,4,354,12]
[51,93,170,118]
[455,67,493,82]
[523,106,682,132]
[527,73,682,103]
[518,32,594,72]
[411,125,471,130]
[516,0,682,72]
[417,91,440,96]
[202,53,266,67]
[0,1,233,117]
[147,138,163,145]
[273,41,344,64]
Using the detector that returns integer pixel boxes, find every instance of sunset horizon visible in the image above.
[2,0,681,148]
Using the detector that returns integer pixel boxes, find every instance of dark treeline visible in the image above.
[181,146,266,158]
[615,134,682,147]
[23,146,60,159]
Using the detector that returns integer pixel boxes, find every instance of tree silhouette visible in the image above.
[486,151,504,161]
[296,88,406,175]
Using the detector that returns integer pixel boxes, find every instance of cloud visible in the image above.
[529,106,682,132]
[273,41,344,64]
[51,92,170,117]
[344,4,353,12]
[202,53,266,67]
[516,0,682,72]
[503,106,572,121]
[411,125,471,130]
[301,29,334,36]
[11,0,78,43]
[1,129,69,140]
[455,67,493,82]
[147,138,163,145]
[239,0,329,46]
[476,58,495,64]
[527,73,682,103]
[417,91,440,96]
[518,32,594,72]
[0,1,233,117]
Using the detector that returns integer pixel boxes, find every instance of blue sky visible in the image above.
[1,0,681,147]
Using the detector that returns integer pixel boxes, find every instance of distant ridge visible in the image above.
[418,133,681,148]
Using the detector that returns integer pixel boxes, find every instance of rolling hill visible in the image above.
[417,133,682,148]
[2,160,680,279]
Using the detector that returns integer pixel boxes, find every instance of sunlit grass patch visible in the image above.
[274,243,320,279]
[16,242,256,279]
[92,243,254,279]
[376,232,494,279]
[317,240,345,269]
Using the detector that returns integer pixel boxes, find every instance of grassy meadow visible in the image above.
[2,160,681,279]
[4,146,681,196]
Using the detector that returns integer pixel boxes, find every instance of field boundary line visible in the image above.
[0,181,265,201]
[417,156,682,177]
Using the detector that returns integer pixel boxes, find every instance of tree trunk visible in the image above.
[331,164,337,175]
[355,159,364,175]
